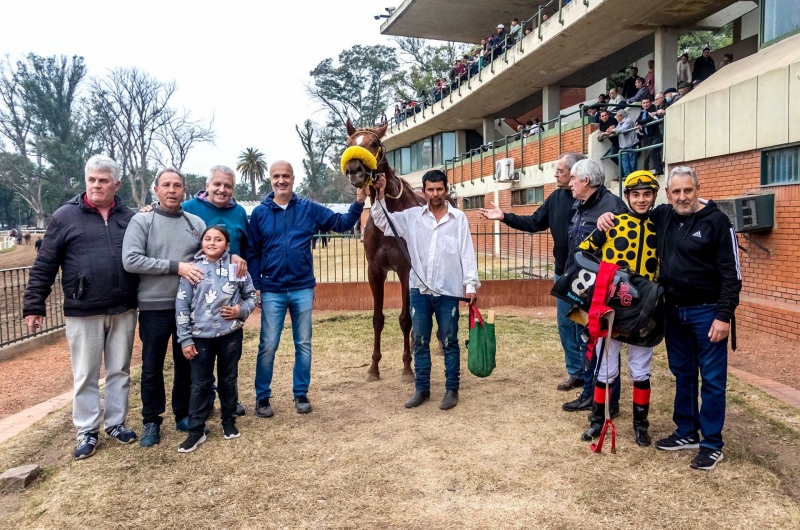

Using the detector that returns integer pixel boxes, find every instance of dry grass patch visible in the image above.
[1,311,800,529]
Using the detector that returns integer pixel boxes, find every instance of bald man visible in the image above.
[247,161,367,417]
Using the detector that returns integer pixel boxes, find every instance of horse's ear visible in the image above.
[346,118,357,137]
[375,123,388,138]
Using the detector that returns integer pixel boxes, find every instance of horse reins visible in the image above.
[351,128,403,199]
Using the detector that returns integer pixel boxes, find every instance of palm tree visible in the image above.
[236,148,268,198]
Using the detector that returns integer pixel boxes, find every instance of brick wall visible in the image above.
[509,87,589,127]
[313,279,555,311]
[672,151,800,341]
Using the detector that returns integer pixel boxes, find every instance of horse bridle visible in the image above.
[350,128,403,200]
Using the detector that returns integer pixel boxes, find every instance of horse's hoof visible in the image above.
[366,372,380,382]
[401,372,414,384]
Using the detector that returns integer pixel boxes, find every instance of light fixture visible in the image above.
[374,14,390,20]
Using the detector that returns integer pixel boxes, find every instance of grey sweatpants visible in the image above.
[65,310,137,436]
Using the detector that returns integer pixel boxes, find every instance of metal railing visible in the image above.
[0,267,64,348]
[599,116,665,194]
[385,0,573,136]
[311,230,554,283]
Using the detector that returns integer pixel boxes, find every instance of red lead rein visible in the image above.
[591,310,617,454]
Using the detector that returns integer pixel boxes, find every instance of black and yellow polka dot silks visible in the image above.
[578,213,658,280]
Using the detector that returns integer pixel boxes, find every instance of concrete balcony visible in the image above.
[381,0,739,151]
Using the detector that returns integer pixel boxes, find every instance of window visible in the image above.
[442,132,456,162]
[433,134,443,165]
[410,141,419,172]
[385,150,396,170]
[420,136,433,169]
[762,146,800,185]
[762,0,800,46]
[462,195,485,210]
[511,187,544,206]
[400,147,411,175]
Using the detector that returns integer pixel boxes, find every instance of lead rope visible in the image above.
[591,310,617,454]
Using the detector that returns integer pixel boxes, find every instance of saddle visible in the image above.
[552,251,665,348]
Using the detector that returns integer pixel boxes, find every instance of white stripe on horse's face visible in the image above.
[355,135,365,146]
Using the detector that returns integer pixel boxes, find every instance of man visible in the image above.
[510,18,523,41]
[562,159,627,413]
[34,236,42,252]
[24,155,139,459]
[673,82,692,103]
[622,67,639,99]
[636,96,664,176]
[693,47,716,84]
[597,110,619,164]
[578,171,661,447]
[248,161,365,417]
[598,166,741,470]
[626,77,650,105]
[615,108,639,179]
[644,60,655,97]
[372,170,479,410]
[182,164,250,417]
[493,24,512,59]
[721,53,733,68]
[607,87,623,106]
[478,153,587,392]
[123,168,206,447]
[677,53,692,85]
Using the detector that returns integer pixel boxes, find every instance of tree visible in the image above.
[91,67,177,207]
[155,110,215,171]
[0,57,31,157]
[0,151,47,227]
[236,148,268,198]
[679,24,733,61]
[307,44,399,131]
[235,182,254,201]
[295,120,337,202]
[391,37,468,101]
[183,172,206,200]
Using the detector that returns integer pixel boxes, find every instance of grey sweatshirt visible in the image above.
[175,250,258,346]
[122,207,206,310]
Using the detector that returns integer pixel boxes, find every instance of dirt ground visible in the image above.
[0,244,38,269]
[1,310,799,529]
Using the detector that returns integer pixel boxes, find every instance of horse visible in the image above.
[342,119,425,382]
[23,232,31,245]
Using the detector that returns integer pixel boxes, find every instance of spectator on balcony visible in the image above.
[721,53,733,68]
[433,80,444,102]
[477,153,590,394]
[677,53,692,85]
[622,66,639,99]
[597,109,619,164]
[626,77,650,104]
[693,47,716,84]
[654,92,669,115]
[510,18,523,40]
[672,81,692,103]
[614,108,639,178]
[524,26,533,37]
[636,96,664,176]
[24,155,140,460]
[394,104,402,124]
[607,87,623,106]
[524,118,540,137]
[514,124,524,142]
[492,25,513,59]
[380,112,387,126]
[644,60,655,97]
[455,58,468,82]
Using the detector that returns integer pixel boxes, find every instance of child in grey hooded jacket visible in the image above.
[175,225,258,453]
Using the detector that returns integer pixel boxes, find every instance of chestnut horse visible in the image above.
[343,119,424,382]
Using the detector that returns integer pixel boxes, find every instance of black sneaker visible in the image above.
[562,393,592,412]
[690,448,724,470]
[223,424,241,440]
[74,432,99,460]
[235,402,246,416]
[177,433,207,453]
[294,395,312,414]
[256,398,274,418]
[656,434,700,451]
[105,424,137,444]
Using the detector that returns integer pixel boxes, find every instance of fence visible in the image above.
[311,230,553,283]
[0,268,64,348]
[0,237,15,251]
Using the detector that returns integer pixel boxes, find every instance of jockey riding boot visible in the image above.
[633,380,652,447]
[581,383,607,442]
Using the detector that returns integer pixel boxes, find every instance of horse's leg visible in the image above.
[398,266,414,383]
[367,264,387,382]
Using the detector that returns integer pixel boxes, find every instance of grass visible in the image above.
[1,311,800,529]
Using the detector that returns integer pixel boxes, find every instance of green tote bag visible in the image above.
[467,305,496,378]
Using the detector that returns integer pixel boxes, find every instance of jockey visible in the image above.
[578,170,660,447]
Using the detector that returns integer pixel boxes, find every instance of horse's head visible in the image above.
[342,118,388,189]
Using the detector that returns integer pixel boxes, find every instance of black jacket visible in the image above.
[650,201,741,322]
[635,107,662,139]
[23,194,139,318]
[566,185,627,271]
[693,56,716,83]
[502,188,574,275]
[622,76,638,99]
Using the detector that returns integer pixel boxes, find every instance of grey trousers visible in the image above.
[65,310,137,436]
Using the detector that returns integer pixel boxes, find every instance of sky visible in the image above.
[0,0,395,186]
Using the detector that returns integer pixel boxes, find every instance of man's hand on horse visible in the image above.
[356,185,368,204]
[597,212,617,231]
[466,293,477,306]
[478,203,504,221]
[373,174,387,201]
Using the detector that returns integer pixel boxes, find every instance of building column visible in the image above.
[482,119,497,145]
[542,84,560,130]
[654,27,678,94]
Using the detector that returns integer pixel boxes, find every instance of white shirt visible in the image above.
[371,198,480,297]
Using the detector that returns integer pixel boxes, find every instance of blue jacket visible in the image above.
[182,192,250,257]
[247,193,364,292]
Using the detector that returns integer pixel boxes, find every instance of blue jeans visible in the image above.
[620,150,637,178]
[554,275,586,380]
[255,288,314,399]
[665,304,728,450]
[410,289,461,392]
